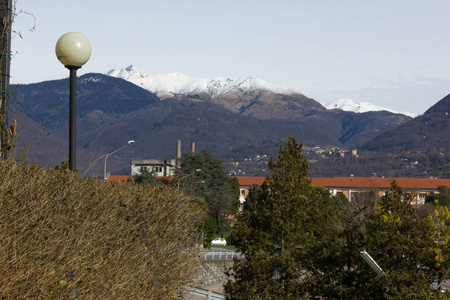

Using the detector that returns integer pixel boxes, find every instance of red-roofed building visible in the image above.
[235,176,450,206]
[107,175,450,208]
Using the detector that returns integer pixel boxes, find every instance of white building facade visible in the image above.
[131,158,176,177]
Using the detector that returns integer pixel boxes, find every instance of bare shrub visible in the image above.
[0,160,205,299]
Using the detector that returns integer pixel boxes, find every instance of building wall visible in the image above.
[131,160,176,177]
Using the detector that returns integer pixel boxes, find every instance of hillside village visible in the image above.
[227,145,355,176]
[225,146,446,179]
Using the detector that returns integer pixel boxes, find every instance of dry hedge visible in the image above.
[0,160,205,299]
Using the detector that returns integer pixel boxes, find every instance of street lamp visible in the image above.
[104,140,135,180]
[55,32,91,172]
[360,250,385,276]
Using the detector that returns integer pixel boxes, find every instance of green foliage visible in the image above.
[225,135,332,299]
[363,182,439,298]
[53,159,70,171]
[181,149,234,234]
[229,177,241,214]
[181,149,231,202]
[225,134,450,299]
[202,218,217,248]
[242,184,263,214]
[308,181,450,299]
[134,167,158,184]
[0,160,205,299]
[426,186,450,206]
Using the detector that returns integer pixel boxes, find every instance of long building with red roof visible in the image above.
[236,176,450,207]
[107,174,450,209]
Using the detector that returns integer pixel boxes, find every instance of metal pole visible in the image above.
[104,154,109,180]
[360,250,385,276]
[68,67,79,172]
[0,0,12,159]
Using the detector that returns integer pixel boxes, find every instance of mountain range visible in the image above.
[108,66,416,118]
[9,67,447,178]
[106,65,298,98]
[106,66,412,147]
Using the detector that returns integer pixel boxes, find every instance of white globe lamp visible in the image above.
[55,32,91,172]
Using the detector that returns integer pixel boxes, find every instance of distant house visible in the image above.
[235,176,450,206]
[131,158,176,177]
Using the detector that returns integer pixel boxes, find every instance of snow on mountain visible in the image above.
[326,98,417,118]
[106,65,297,97]
[106,66,416,117]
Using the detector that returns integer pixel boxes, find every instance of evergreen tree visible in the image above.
[181,149,233,235]
[229,177,241,214]
[225,135,331,299]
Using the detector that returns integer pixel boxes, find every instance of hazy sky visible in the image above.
[10,0,450,115]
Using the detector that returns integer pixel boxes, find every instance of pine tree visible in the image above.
[224,135,331,299]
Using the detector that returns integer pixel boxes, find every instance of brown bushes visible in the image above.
[0,160,205,299]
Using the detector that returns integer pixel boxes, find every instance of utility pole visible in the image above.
[0,0,12,159]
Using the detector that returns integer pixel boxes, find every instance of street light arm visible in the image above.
[177,174,190,189]
[104,141,135,180]
[105,144,128,160]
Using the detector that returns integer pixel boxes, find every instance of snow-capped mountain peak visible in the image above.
[326,98,417,118]
[106,65,297,97]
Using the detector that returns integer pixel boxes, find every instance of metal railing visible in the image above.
[198,250,242,260]
[188,287,225,300]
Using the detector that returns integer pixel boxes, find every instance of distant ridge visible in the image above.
[326,98,417,118]
[361,93,450,152]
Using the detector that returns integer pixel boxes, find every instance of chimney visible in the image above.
[164,158,168,177]
[191,141,195,154]
[176,140,181,169]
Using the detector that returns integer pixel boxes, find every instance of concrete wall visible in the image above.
[195,260,233,286]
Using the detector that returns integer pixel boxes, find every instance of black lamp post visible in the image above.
[55,32,91,172]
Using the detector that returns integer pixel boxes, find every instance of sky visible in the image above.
[9,0,450,115]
